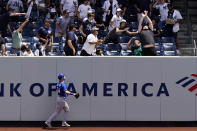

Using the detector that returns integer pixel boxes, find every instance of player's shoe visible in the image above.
[62,122,70,127]
[45,121,52,128]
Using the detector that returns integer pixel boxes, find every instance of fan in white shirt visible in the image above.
[78,0,92,21]
[153,0,169,21]
[108,8,123,32]
[60,0,78,17]
[153,0,169,30]
[80,27,103,56]
[166,4,183,49]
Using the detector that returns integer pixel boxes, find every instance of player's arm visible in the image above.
[64,90,75,95]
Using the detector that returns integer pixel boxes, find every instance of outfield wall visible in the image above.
[0,57,197,121]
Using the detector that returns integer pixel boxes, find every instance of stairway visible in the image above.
[176,0,197,56]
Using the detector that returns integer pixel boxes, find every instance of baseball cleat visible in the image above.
[62,122,70,127]
[45,121,52,128]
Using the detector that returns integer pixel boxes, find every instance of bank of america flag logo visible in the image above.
[176,74,197,96]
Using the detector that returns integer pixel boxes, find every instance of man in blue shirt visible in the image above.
[36,20,53,55]
[64,25,78,56]
[45,74,76,128]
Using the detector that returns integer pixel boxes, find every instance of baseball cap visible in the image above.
[58,74,65,80]
[117,8,122,12]
[121,19,127,23]
[50,8,56,13]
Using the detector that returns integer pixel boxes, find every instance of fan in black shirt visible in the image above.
[138,11,156,56]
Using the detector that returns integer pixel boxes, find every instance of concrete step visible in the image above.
[179,48,196,56]
[188,1,197,8]
[178,39,191,45]
[192,24,197,31]
[188,9,197,15]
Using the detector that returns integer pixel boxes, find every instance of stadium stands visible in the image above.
[1,0,195,56]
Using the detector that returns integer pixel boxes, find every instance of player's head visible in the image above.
[58,74,66,81]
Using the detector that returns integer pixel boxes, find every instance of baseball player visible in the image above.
[45,74,79,128]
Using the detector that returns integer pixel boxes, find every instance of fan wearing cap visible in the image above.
[138,11,156,56]
[104,19,138,45]
[80,27,103,56]
[45,74,77,128]
[108,8,123,32]
[10,18,29,56]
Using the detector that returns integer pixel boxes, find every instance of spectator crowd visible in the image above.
[0,0,182,56]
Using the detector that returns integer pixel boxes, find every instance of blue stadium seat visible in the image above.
[120,43,128,51]
[52,43,60,52]
[106,43,122,52]
[155,44,161,51]
[154,37,161,43]
[119,36,130,43]
[164,51,177,56]
[29,42,36,52]
[22,37,32,42]
[78,44,83,51]
[4,37,12,43]
[49,52,59,56]
[161,43,176,51]
[33,37,39,43]
[156,51,162,56]
[76,51,81,56]
[5,43,12,51]
[121,50,132,56]
[161,37,175,43]
[106,51,120,56]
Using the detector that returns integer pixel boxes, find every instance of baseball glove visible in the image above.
[74,93,80,99]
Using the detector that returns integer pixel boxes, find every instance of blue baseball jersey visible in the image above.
[57,82,68,98]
